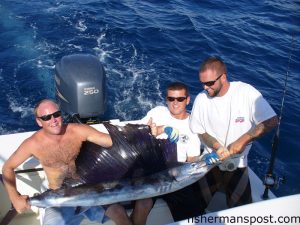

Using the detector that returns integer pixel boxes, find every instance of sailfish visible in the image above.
[28,123,212,208]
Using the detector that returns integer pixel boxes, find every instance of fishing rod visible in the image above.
[262,34,294,199]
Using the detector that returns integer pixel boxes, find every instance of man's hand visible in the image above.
[203,152,220,165]
[147,117,158,136]
[164,126,179,143]
[12,195,30,213]
[216,147,231,161]
[227,138,249,156]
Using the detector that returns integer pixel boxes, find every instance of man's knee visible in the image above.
[106,204,127,218]
[43,207,82,225]
[106,204,133,225]
[135,199,153,212]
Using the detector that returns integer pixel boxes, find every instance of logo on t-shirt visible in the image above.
[235,116,245,123]
[179,134,189,143]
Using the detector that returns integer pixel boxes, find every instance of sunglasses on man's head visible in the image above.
[167,96,187,102]
[37,111,62,121]
[201,73,224,87]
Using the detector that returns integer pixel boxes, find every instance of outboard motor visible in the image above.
[55,54,106,124]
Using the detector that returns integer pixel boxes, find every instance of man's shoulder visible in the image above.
[65,123,87,130]
[30,129,44,141]
[230,81,261,96]
[195,90,208,101]
[147,105,169,114]
[231,81,257,90]
[19,131,43,153]
[143,105,171,123]
[64,123,92,136]
[152,105,168,110]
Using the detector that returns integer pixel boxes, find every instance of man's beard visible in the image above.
[206,87,221,97]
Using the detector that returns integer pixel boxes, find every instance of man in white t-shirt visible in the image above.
[141,99,200,162]
[190,57,278,208]
[140,82,204,221]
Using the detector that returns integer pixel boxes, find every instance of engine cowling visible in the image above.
[55,54,106,123]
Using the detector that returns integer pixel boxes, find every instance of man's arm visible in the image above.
[198,132,231,160]
[198,133,221,151]
[2,140,33,213]
[187,156,199,162]
[80,124,113,148]
[228,116,278,155]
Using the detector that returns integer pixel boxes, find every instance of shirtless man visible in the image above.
[2,99,133,225]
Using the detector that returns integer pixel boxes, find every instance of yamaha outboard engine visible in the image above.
[55,54,106,123]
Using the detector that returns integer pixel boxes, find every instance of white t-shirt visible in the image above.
[190,81,276,167]
[140,106,201,162]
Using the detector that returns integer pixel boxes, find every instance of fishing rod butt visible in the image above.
[262,188,270,200]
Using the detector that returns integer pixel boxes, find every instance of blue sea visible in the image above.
[0,0,299,198]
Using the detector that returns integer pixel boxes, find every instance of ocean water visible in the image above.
[0,0,299,198]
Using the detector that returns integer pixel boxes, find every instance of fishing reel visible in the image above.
[263,173,286,190]
[218,155,239,171]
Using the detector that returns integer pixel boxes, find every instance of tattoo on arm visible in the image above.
[247,116,278,140]
[199,133,220,150]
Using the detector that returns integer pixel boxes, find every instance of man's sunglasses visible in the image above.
[201,73,224,87]
[167,96,187,102]
[37,111,62,121]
